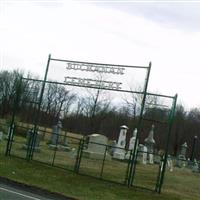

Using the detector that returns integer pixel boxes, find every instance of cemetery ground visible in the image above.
[0,120,200,200]
[0,142,200,199]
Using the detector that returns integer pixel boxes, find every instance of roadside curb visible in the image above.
[0,176,78,200]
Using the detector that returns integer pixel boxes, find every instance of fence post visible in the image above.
[157,94,178,193]
[100,145,107,178]
[155,155,164,192]
[75,138,84,173]
[128,62,151,187]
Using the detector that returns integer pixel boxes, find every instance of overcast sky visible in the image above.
[1,0,200,109]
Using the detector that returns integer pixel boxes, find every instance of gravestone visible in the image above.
[144,124,155,164]
[113,125,128,160]
[62,131,68,146]
[142,145,148,164]
[180,142,188,158]
[137,144,143,161]
[108,140,117,156]
[137,144,147,164]
[154,155,161,164]
[68,148,77,159]
[22,129,42,152]
[83,134,111,160]
[60,131,71,151]
[0,131,3,141]
[192,159,199,173]
[49,121,62,148]
[125,128,137,159]
[177,142,188,167]
[167,155,173,172]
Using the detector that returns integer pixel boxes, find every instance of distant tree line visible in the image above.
[0,70,199,158]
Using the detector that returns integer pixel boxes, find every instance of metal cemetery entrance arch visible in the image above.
[5,55,177,193]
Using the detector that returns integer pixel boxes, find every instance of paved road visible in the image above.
[0,183,53,200]
[0,181,77,200]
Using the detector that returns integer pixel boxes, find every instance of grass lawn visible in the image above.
[0,154,200,200]
[0,121,200,200]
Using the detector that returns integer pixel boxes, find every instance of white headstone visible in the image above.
[117,125,128,148]
[167,156,173,172]
[113,125,128,160]
[87,134,107,153]
[109,140,117,156]
[149,154,154,164]
[144,125,155,164]
[129,128,137,150]
[125,128,137,160]
[142,145,148,165]
[83,134,111,160]
[176,142,188,167]
[192,159,199,173]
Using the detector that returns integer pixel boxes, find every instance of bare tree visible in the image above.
[41,83,76,123]
[76,97,85,117]
[0,70,24,117]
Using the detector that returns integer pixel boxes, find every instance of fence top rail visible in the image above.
[50,57,150,69]
[21,77,144,94]
[146,92,176,99]
[21,78,176,98]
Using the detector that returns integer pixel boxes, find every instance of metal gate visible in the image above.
[5,54,177,193]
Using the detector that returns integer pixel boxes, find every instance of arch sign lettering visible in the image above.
[48,56,149,93]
